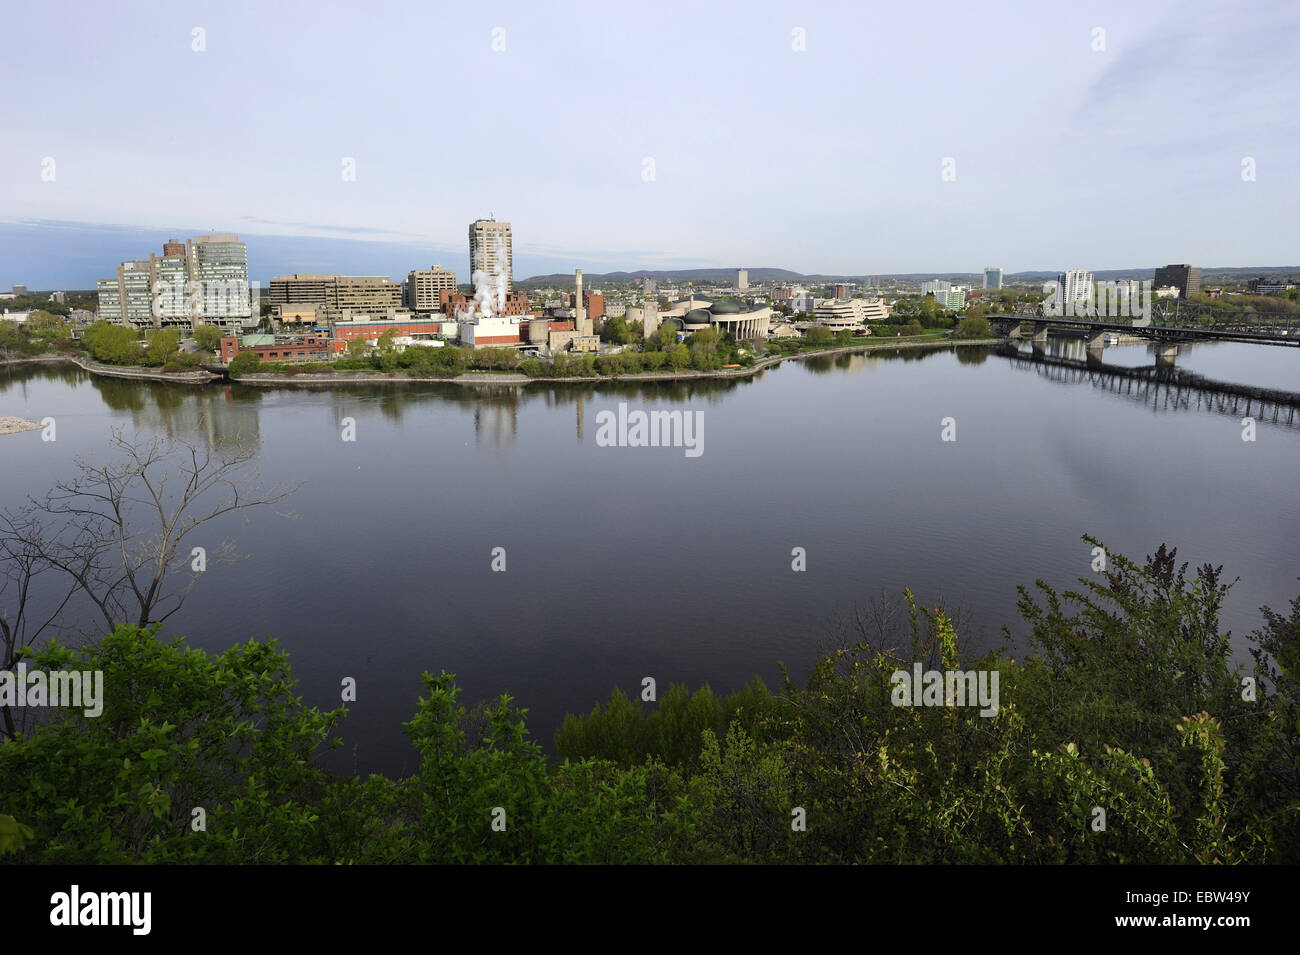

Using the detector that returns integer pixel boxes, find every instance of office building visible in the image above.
[736,268,748,291]
[268,274,335,306]
[921,280,949,297]
[185,234,252,327]
[268,274,404,321]
[983,267,1003,290]
[1247,277,1290,295]
[1152,264,1201,300]
[96,242,193,329]
[407,266,458,312]
[468,219,513,294]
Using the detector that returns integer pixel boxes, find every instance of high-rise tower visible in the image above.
[468,219,513,294]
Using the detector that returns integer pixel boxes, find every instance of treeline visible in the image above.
[81,322,222,372]
[4,319,226,372]
[2,540,1297,864]
[238,328,757,380]
[0,313,78,357]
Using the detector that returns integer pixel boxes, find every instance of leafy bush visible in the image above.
[955,315,991,338]
[2,541,1297,864]
[83,320,144,365]
[226,350,262,379]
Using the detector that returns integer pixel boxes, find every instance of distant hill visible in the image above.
[518,267,804,286]
[520,266,1300,286]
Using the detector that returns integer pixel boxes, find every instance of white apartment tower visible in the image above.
[469,219,513,294]
[1052,269,1094,313]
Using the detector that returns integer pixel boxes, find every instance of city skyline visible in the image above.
[3,0,1298,286]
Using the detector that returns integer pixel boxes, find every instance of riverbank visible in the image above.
[233,336,1000,387]
[0,352,216,384]
[3,337,1001,389]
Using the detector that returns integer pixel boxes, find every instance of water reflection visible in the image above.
[997,344,1300,428]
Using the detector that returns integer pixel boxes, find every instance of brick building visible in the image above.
[220,335,332,364]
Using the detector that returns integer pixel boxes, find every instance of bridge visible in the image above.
[987,303,1299,365]
[994,343,1300,428]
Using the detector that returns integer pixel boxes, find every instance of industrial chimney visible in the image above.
[574,269,587,335]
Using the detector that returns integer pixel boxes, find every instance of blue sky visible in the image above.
[2,0,1297,286]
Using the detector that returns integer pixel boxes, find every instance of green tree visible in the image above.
[192,324,222,351]
[803,325,833,345]
[145,329,181,366]
[0,625,346,862]
[226,349,262,378]
[955,315,991,338]
[83,321,144,365]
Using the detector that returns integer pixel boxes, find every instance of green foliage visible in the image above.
[191,324,222,351]
[161,353,202,373]
[4,541,1297,864]
[144,329,181,366]
[0,625,344,863]
[803,325,833,345]
[666,343,691,370]
[955,315,991,338]
[226,349,262,378]
[0,320,46,356]
[83,320,144,365]
[649,320,680,351]
[598,316,637,345]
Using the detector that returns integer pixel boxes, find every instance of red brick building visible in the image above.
[440,290,530,317]
[569,292,604,320]
[331,319,444,341]
[220,336,333,364]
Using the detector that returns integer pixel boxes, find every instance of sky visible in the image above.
[1,0,1297,287]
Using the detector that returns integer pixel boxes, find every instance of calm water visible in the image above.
[2,340,1298,776]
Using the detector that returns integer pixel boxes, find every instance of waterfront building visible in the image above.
[815,298,888,328]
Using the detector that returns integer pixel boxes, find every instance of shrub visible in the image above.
[226,350,262,379]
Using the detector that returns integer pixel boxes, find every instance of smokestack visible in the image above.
[575,269,586,334]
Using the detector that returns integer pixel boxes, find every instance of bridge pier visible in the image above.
[1086,329,1108,354]
[1031,323,1049,345]
[1155,342,1179,366]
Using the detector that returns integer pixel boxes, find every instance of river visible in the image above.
[2,339,1297,776]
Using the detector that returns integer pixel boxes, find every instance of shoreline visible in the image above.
[2,337,997,390]
[0,352,216,384]
[233,337,1000,387]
